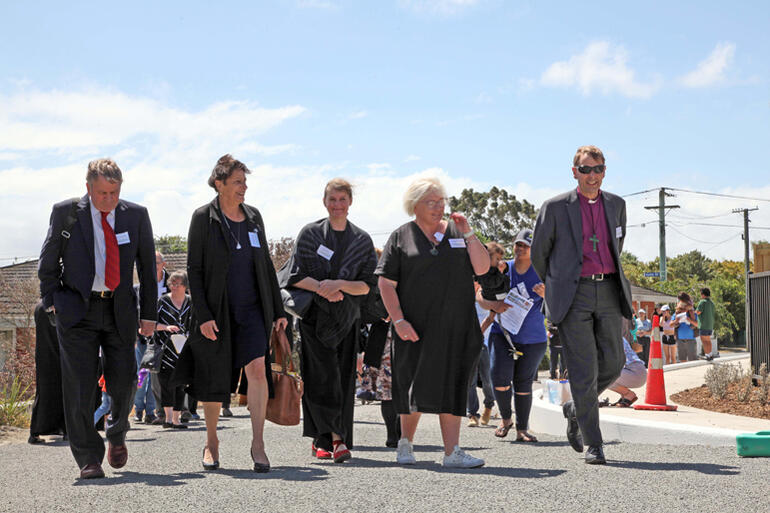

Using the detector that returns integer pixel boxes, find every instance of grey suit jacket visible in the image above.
[531,188,633,324]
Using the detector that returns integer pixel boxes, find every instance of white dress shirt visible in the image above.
[89,199,116,292]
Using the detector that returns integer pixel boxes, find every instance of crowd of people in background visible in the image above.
[28,145,719,479]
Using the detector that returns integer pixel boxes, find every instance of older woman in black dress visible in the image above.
[174,154,288,472]
[279,178,377,463]
[377,177,490,468]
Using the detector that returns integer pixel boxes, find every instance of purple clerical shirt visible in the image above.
[578,189,617,276]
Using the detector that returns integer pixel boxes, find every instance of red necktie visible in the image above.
[101,211,120,291]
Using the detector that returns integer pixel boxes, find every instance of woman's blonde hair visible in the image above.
[403,177,446,216]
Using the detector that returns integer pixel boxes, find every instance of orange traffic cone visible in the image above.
[634,314,677,411]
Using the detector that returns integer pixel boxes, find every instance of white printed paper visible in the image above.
[497,288,534,335]
[115,232,130,245]
[248,231,260,248]
[448,238,466,248]
[170,334,187,353]
[316,244,334,260]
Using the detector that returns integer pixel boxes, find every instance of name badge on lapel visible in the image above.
[615,226,623,239]
[317,244,334,261]
[448,238,466,248]
[116,232,130,245]
[249,231,260,248]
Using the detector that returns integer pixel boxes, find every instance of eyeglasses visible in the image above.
[420,198,447,210]
[576,165,606,175]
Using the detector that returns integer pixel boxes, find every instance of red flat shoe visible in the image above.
[312,443,332,459]
[332,440,351,463]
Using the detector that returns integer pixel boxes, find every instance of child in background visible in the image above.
[93,374,111,427]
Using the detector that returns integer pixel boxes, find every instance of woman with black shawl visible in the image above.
[279,178,377,463]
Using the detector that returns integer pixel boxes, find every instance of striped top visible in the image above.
[154,293,192,371]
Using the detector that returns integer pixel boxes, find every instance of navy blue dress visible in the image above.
[224,217,268,368]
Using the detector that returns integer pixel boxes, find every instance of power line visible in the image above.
[667,187,770,203]
[667,225,741,245]
[622,188,659,198]
[668,221,770,230]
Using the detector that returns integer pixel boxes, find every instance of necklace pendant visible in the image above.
[430,247,439,256]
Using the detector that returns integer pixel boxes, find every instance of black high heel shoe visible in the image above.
[251,447,270,473]
[202,446,219,471]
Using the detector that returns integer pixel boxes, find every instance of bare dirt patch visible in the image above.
[671,382,770,421]
[0,425,29,445]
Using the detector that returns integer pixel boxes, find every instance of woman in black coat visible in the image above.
[173,154,288,472]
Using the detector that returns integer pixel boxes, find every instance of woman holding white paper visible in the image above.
[476,228,547,442]
[154,270,192,429]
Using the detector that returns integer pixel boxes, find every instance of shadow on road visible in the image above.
[354,444,488,453]
[322,457,566,478]
[73,471,205,487]
[609,460,740,475]
[214,466,329,482]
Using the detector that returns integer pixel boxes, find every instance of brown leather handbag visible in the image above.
[266,328,303,426]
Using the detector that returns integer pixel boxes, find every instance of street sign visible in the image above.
[644,272,661,278]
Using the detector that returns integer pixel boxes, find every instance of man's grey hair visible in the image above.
[86,158,123,184]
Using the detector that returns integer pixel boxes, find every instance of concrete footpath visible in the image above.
[529,353,769,447]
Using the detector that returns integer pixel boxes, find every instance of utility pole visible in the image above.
[644,188,679,281]
[733,207,758,355]
[733,207,758,275]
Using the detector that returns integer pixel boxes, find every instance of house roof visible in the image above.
[631,284,678,303]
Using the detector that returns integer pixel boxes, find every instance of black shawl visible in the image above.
[279,218,377,347]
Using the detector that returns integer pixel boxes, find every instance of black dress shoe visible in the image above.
[28,434,44,444]
[585,445,606,464]
[79,462,105,479]
[221,408,233,417]
[107,442,128,469]
[562,400,583,453]
[251,448,270,473]
[202,447,219,471]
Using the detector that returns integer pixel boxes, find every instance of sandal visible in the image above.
[494,422,513,438]
[598,397,610,408]
[611,395,638,408]
[515,431,538,443]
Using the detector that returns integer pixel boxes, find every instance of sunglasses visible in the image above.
[576,165,606,175]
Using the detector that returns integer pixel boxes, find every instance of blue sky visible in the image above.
[1,0,768,263]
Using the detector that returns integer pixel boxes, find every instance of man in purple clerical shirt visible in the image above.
[531,145,633,465]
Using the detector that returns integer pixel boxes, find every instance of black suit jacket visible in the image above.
[531,188,633,324]
[38,194,158,344]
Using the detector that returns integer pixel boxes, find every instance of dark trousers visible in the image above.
[549,344,565,379]
[299,322,357,451]
[467,344,495,416]
[637,336,651,367]
[489,336,547,429]
[57,298,137,469]
[158,368,185,410]
[558,279,625,447]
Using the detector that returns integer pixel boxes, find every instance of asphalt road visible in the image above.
[1,402,766,513]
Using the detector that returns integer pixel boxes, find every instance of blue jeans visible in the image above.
[134,341,156,415]
[489,331,547,430]
[467,344,495,416]
[94,391,112,426]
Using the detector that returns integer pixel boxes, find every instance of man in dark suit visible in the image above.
[531,145,633,464]
[38,158,157,479]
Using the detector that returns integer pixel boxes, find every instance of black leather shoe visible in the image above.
[28,435,44,444]
[202,447,219,471]
[251,448,270,473]
[221,408,233,417]
[585,445,606,464]
[562,400,583,453]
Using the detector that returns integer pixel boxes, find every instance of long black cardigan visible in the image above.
[172,198,286,402]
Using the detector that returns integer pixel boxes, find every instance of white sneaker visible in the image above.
[442,445,484,468]
[396,438,416,465]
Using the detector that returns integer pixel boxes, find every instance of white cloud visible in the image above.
[347,110,368,120]
[540,41,662,99]
[678,42,736,88]
[474,91,492,104]
[398,0,480,16]
[0,89,305,151]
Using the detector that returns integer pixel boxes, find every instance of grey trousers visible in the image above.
[559,279,625,447]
